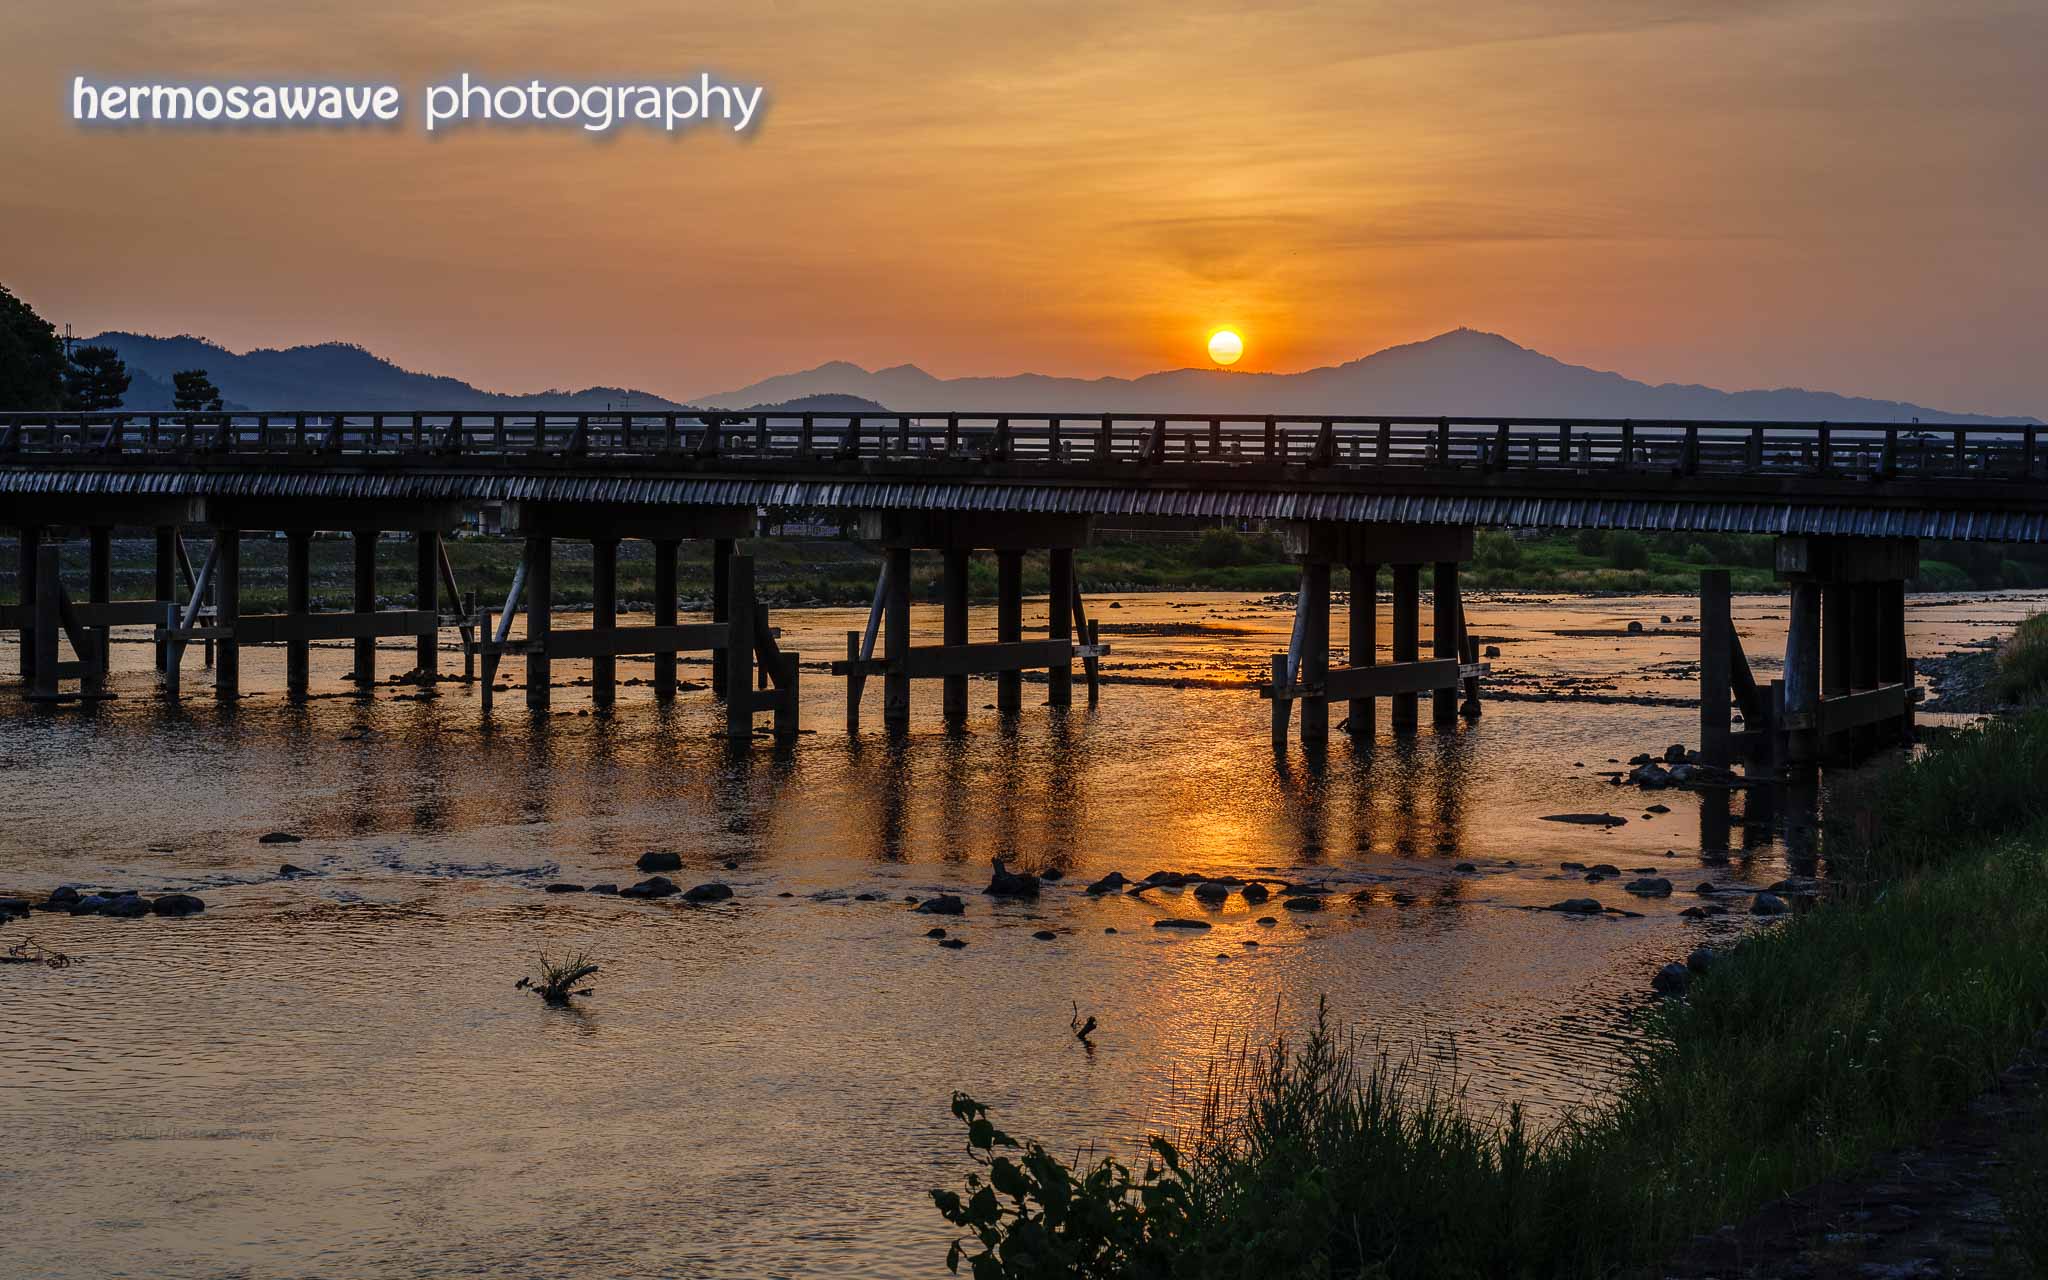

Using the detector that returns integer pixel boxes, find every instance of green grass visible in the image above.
[1993,614,2048,705]
[933,712,2048,1278]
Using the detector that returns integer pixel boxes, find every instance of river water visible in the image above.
[0,586,2035,1279]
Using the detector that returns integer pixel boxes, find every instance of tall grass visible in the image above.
[934,712,2048,1278]
[1994,614,2048,705]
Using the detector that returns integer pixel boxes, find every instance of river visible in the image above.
[0,586,2036,1278]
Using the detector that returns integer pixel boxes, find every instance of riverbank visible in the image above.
[931,707,2048,1278]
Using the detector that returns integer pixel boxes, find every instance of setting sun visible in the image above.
[1207,328,1243,366]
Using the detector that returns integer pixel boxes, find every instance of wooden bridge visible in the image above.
[4,409,2044,766]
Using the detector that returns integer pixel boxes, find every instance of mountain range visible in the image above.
[84,328,2034,424]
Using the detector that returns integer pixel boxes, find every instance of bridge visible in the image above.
[4,409,2045,766]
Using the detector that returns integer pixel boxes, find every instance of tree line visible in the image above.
[2,283,222,412]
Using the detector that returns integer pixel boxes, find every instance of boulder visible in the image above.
[1662,744,1688,764]
[1624,877,1673,897]
[151,893,205,917]
[925,927,948,938]
[683,882,734,903]
[1651,963,1691,995]
[915,894,966,915]
[619,876,678,899]
[1483,645,1501,658]
[1545,898,1605,915]
[1240,883,1271,904]
[984,859,1041,898]
[69,893,114,915]
[1152,919,1211,930]
[1453,862,1478,874]
[40,886,81,912]
[1587,863,1621,878]
[1032,930,1057,941]
[100,894,151,918]
[259,832,303,845]
[1686,946,1718,974]
[0,896,30,918]
[1282,896,1326,912]
[278,864,314,877]
[1751,893,1790,916]
[636,851,683,873]
[1255,916,1278,926]
[1628,763,1673,789]
[1626,620,1644,633]
[1192,881,1232,903]
[587,883,619,895]
[1085,872,1128,895]
[543,883,585,894]
[938,938,968,949]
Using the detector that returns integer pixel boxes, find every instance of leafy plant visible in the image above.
[517,950,600,1003]
[931,1093,1190,1278]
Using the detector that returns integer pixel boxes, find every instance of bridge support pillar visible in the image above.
[996,551,1023,715]
[882,546,911,731]
[214,529,240,701]
[942,548,970,727]
[1758,536,1918,772]
[1346,561,1376,738]
[286,530,312,698]
[353,530,378,688]
[590,537,617,708]
[155,526,177,672]
[525,536,552,710]
[415,531,440,684]
[653,539,678,702]
[88,526,111,677]
[1391,566,1419,730]
[1299,560,1331,745]
[1432,561,1460,725]
[1048,548,1074,709]
[17,524,41,685]
[712,537,734,698]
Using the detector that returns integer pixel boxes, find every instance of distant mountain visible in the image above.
[694,329,2037,424]
[87,333,692,412]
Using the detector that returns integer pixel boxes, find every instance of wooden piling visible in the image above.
[1270,653,1290,748]
[996,550,1022,715]
[154,526,176,672]
[17,524,40,684]
[652,538,678,701]
[1820,583,1851,761]
[1346,560,1376,739]
[524,536,552,710]
[88,526,111,676]
[883,547,911,730]
[352,529,377,687]
[1391,564,1419,729]
[711,536,734,696]
[590,537,617,707]
[31,543,58,700]
[415,530,440,682]
[1300,560,1331,745]
[1850,582,1879,757]
[214,529,240,700]
[725,552,755,739]
[286,530,312,698]
[1048,547,1074,707]
[942,547,969,726]
[1700,569,1732,764]
[775,651,800,741]
[1432,561,1459,725]
[1879,579,1910,743]
[1071,580,1098,704]
[1783,581,1821,766]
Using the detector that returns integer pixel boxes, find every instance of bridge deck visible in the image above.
[3,410,2044,540]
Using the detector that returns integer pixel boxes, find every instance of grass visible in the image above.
[933,711,2048,1278]
[1993,614,2048,705]
[518,950,600,1004]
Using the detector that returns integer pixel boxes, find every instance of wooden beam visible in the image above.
[230,610,441,644]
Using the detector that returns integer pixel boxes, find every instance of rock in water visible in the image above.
[1084,871,1128,895]
[1624,877,1673,897]
[1686,946,1718,974]
[938,938,968,949]
[1651,963,1691,995]
[915,895,965,915]
[1240,882,1271,904]
[1192,881,1232,903]
[259,832,303,845]
[984,858,1041,898]
[151,893,205,917]
[0,897,29,918]
[1751,892,1790,916]
[925,927,948,938]
[1541,813,1628,827]
[636,851,683,873]
[682,882,734,903]
[1032,930,1057,941]
[100,894,151,918]
[1152,919,1211,930]
[1281,897,1325,912]
[1452,863,1478,874]
[1545,899,1605,915]
[543,883,586,894]
[619,876,678,899]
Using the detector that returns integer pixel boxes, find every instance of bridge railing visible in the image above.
[0,411,2039,483]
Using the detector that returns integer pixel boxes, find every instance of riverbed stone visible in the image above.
[1453,862,1478,873]
[1282,896,1324,912]
[938,938,968,949]
[1032,930,1057,940]
[1686,946,1718,974]
[587,883,618,895]
[100,894,151,918]
[1751,892,1791,916]
[151,893,205,917]
[40,886,81,912]
[1625,877,1673,897]
[1085,872,1128,895]
[1192,881,1232,903]
[925,927,947,938]
[0,896,29,917]
[915,894,965,915]
[620,876,678,899]
[1153,918,1211,930]
[984,859,1041,898]
[683,882,734,903]
[544,883,585,894]
[1241,883,1270,904]
[636,851,682,873]
[259,832,302,845]
[1546,898,1605,914]
[1651,963,1691,994]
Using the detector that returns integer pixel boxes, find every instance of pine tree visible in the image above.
[171,368,224,412]
[63,344,131,411]
[0,284,67,410]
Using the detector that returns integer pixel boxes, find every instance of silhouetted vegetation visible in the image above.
[0,284,66,410]
[171,368,224,412]
[517,950,600,1004]
[63,344,131,410]
[932,712,2048,1277]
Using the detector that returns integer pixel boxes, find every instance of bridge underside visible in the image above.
[4,469,2044,542]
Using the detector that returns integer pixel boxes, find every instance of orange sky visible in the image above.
[3,0,2043,414]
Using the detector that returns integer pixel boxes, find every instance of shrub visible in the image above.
[1993,615,2048,705]
[1606,532,1650,571]
[1572,528,1607,557]
[1473,530,1522,570]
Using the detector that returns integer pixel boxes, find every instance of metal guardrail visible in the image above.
[0,410,2041,482]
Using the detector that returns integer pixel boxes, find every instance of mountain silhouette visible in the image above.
[695,328,2035,424]
[84,327,2032,424]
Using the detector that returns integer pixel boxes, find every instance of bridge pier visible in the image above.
[1263,523,1485,749]
[1700,538,1920,771]
[835,511,1107,734]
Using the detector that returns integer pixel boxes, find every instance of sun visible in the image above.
[1206,328,1244,366]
